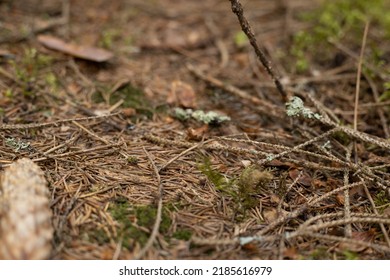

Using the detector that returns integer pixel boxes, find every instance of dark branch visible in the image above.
[229,0,287,101]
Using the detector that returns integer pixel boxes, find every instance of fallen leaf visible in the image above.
[265,159,295,169]
[289,168,312,187]
[336,192,345,205]
[122,108,136,118]
[66,82,82,95]
[312,179,327,189]
[270,193,282,204]
[325,177,343,192]
[336,184,365,206]
[140,22,207,50]
[241,243,260,255]
[283,247,299,260]
[263,208,288,223]
[60,125,71,132]
[241,160,252,168]
[165,27,188,48]
[233,52,249,67]
[167,80,197,108]
[349,184,366,202]
[187,125,208,141]
[338,229,377,252]
[163,116,175,124]
[37,35,113,62]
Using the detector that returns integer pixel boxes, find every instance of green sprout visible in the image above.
[234,31,248,48]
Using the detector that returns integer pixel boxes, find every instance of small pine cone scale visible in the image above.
[0,158,53,259]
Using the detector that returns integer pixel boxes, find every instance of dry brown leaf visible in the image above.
[38,35,113,62]
[336,192,345,205]
[233,53,249,67]
[349,184,366,202]
[289,168,312,187]
[122,108,136,118]
[140,23,207,50]
[241,160,252,168]
[312,179,327,189]
[338,229,377,252]
[270,193,282,204]
[165,28,188,48]
[241,242,260,255]
[283,247,299,260]
[167,80,197,108]
[187,125,209,141]
[263,208,288,223]
[265,159,295,169]
[66,82,82,95]
[325,177,343,192]
[336,183,365,206]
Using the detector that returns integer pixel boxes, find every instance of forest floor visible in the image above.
[0,0,390,260]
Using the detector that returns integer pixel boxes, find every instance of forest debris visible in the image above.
[289,168,312,187]
[263,208,289,223]
[37,35,113,62]
[0,158,53,259]
[338,229,377,252]
[167,80,197,108]
[187,125,209,140]
[239,167,274,190]
[139,22,208,50]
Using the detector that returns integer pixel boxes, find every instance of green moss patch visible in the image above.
[198,157,273,221]
[109,198,172,248]
[291,0,390,72]
[93,84,154,119]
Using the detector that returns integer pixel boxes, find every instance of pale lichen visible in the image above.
[173,108,230,124]
[5,137,30,152]
[173,108,192,121]
[286,96,322,120]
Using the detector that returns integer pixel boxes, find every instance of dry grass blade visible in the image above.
[353,21,370,133]
[343,144,352,238]
[288,232,390,254]
[257,182,364,236]
[133,147,163,260]
[0,112,121,131]
[360,178,390,247]
[159,139,212,171]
